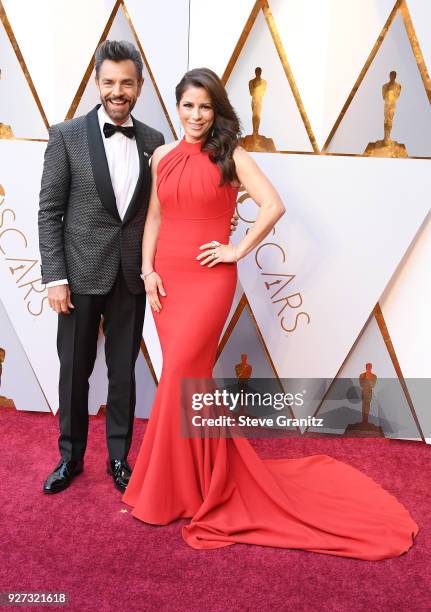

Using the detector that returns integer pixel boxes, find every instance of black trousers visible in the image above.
[57,268,146,461]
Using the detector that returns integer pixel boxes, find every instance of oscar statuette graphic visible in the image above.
[240,67,276,152]
[345,363,383,436]
[233,353,253,417]
[0,347,15,408]
[235,353,253,381]
[0,69,14,140]
[364,71,408,158]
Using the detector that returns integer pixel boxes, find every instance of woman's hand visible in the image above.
[143,271,166,312]
[196,241,238,268]
[230,211,239,234]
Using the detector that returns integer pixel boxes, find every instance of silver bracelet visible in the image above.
[140,270,155,280]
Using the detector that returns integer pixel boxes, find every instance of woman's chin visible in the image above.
[185,129,208,142]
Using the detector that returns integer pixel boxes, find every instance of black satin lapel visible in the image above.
[86,106,121,222]
[122,119,151,225]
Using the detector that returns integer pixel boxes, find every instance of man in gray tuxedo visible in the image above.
[38,40,164,493]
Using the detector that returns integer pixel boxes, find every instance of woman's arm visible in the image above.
[141,144,170,312]
[198,147,285,266]
[141,148,163,276]
[232,147,285,260]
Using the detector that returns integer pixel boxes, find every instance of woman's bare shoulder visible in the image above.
[152,140,180,164]
[233,145,252,163]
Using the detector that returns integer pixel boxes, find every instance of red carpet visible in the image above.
[0,408,429,611]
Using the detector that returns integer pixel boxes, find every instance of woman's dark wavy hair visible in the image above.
[175,68,241,184]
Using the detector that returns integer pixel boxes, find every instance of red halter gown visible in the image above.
[122,138,418,560]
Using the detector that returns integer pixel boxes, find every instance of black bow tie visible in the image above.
[103,122,135,139]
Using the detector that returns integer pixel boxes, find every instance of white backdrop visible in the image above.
[0,0,429,441]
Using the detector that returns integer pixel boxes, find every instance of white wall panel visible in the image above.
[0,141,58,411]
[189,0,257,77]
[74,4,174,143]
[380,212,431,378]
[405,0,431,80]
[124,0,189,136]
[0,19,47,139]
[0,297,50,412]
[2,0,117,125]
[232,153,430,381]
[142,305,161,383]
[380,211,431,442]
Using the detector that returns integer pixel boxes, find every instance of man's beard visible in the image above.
[101,96,137,124]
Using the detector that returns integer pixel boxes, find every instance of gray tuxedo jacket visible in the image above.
[38,105,164,295]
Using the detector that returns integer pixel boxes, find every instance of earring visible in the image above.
[211,128,215,138]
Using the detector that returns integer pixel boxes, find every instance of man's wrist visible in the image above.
[46,279,69,288]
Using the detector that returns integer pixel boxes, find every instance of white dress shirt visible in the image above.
[46,105,140,288]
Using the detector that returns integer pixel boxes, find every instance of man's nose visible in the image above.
[112,82,122,96]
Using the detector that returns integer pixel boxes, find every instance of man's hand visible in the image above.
[48,285,74,314]
[230,211,239,234]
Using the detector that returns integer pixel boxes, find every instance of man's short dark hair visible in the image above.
[95,40,143,80]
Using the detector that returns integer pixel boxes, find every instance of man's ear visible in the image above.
[138,77,144,96]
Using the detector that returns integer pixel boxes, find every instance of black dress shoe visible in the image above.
[43,459,84,494]
[106,459,132,492]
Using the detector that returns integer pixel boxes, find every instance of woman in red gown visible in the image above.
[122,68,418,560]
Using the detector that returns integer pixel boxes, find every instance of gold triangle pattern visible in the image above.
[0,0,49,137]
